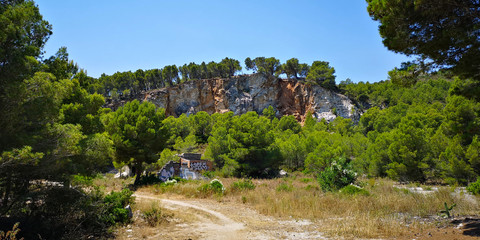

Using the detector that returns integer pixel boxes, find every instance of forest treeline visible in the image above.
[79,56,337,98]
[1,0,479,239]
[152,72,479,186]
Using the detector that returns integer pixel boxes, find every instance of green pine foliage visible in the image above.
[3,0,480,239]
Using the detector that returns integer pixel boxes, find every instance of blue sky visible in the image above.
[35,0,411,83]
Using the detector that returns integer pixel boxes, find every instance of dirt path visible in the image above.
[135,194,246,239]
[131,193,327,240]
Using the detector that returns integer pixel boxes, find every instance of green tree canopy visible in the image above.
[162,65,178,86]
[366,0,480,80]
[43,46,78,80]
[0,0,52,151]
[102,100,168,184]
[306,61,336,89]
[220,57,242,76]
[0,0,52,84]
[245,57,255,72]
[388,62,421,87]
[282,58,309,79]
[247,57,282,77]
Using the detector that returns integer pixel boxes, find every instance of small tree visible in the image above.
[245,57,256,72]
[257,57,282,77]
[306,61,336,89]
[162,65,178,86]
[283,58,309,79]
[220,57,242,76]
[102,100,168,185]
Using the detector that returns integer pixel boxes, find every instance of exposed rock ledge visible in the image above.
[107,74,361,123]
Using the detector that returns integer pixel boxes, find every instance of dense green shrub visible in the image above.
[137,174,163,185]
[198,179,225,195]
[102,189,135,224]
[467,178,480,195]
[209,179,225,194]
[232,179,256,191]
[318,157,357,192]
[71,174,94,186]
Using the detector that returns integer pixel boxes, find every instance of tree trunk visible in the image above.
[133,164,143,185]
[2,172,12,211]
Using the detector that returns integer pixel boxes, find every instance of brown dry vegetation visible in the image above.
[92,174,134,192]
[115,197,199,240]
[135,173,480,239]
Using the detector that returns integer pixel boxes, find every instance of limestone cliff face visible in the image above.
[140,74,361,122]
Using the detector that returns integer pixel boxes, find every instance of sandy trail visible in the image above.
[133,193,327,240]
[135,194,246,239]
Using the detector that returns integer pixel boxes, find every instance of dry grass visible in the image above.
[92,173,134,192]
[129,174,480,239]
[236,177,479,239]
[135,197,199,224]
[136,200,172,226]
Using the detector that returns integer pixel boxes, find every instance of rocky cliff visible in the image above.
[127,74,360,122]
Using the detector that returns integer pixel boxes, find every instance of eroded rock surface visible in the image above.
[109,74,361,122]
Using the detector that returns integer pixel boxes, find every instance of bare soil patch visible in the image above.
[116,192,327,240]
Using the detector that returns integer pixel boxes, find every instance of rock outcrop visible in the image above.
[109,74,361,122]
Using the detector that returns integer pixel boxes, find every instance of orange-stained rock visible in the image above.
[108,74,361,123]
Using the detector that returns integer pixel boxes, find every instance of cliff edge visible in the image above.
[139,74,361,122]
[107,74,361,122]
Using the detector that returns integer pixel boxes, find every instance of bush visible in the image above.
[137,174,162,185]
[209,179,225,194]
[318,157,357,192]
[467,178,480,195]
[198,179,225,195]
[340,185,370,196]
[172,176,186,183]
[102,189,135,224]
[232,179,256,191]
[71,174,93,187]
[202,171,217,179]
[163,179,177,186]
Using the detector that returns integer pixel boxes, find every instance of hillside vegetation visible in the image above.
[1,0,479,239]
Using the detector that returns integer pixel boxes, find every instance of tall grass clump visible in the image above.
[340,185,370,196]
[231,179,256,191]
[142,204,171,227]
